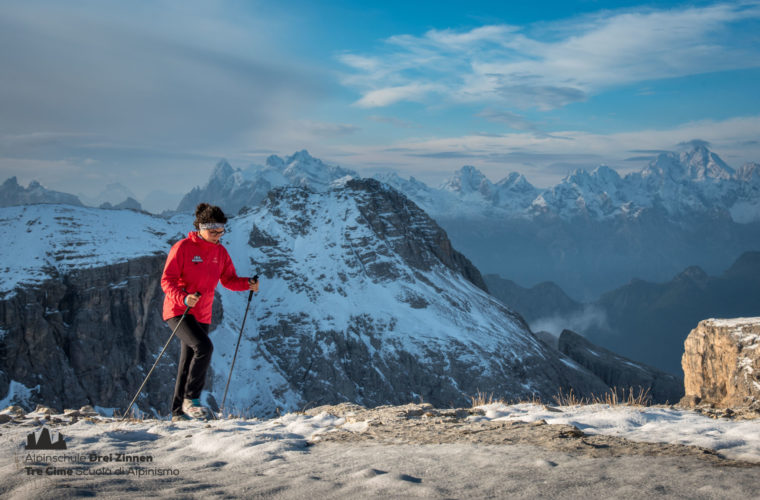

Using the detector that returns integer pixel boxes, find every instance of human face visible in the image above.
[199,227,225,244]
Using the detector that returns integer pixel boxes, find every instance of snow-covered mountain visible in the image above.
[0,177,83,207]
[99,196,144,211]
[381,145,760,223]
[177,150,357,215]
[212,179,608,414]
[0,183,610,416]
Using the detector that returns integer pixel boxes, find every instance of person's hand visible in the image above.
[185,293,200,307]
[249,276,259,292]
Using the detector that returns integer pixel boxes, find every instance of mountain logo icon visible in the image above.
[25,427,67,450]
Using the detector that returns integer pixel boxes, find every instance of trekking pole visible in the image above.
[220,276,257,417]
[121,292,201,421]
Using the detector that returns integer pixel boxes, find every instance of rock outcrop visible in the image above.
[681,318,760,408]
[558,329,684,403]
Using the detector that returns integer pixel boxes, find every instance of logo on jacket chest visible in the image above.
[191,255,218,264]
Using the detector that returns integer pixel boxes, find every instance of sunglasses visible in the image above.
[207,229,225,236]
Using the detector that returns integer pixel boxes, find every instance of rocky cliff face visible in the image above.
[0,205,190,413]
[1,256,170,412]
[681,318,760,408]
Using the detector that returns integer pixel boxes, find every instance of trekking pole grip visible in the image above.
[247,275,258,302]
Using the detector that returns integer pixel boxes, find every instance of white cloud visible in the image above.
[339,2,760,110]
[355,83,440,108]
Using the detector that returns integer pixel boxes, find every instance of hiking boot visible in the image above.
[171,413,192,422]
[181,398,210,420]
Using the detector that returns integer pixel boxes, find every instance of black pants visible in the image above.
[167,315,212,416]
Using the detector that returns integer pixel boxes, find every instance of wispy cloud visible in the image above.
[299,120,360,137]
[355,83,441,108]
[334,115,760,187]
[339,2,760,110]
[367,115,421,128]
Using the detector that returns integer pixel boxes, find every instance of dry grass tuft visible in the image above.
[469,391,504,407]
[552,386,653,407]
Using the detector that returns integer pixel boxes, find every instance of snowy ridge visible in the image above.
[0,204,188,294]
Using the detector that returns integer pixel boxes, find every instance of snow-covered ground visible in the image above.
[2,404,758,498]
[476,403,760,463]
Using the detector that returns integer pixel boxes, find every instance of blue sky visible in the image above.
[1,0,759,210]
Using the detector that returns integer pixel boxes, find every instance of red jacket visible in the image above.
[161,231,250,323]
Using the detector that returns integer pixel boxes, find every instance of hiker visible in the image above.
[161,203,259,420]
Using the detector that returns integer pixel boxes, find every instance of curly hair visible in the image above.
[193,203,228,230]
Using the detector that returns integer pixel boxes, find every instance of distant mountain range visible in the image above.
[0,177,83,207]
[486,251,760,376]
[0,177,145,212]
[378,145,760,299]
[379,144,760,223]
[4,144,759,300]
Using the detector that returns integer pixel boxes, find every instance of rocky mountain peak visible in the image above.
[736,162,760,184]
[212,159,235,180]
[680,145,734,181]
[496,172,536,192]
[261,178,489,292]
[286,149,316,163]
[0,176,83,208]
[266,154,286,169]
[673,265,709,285]
[644,152,685,180]
[440,166,492,197]
[279,150,357,191]
[347,178,489,292]
[592,165,622,184]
